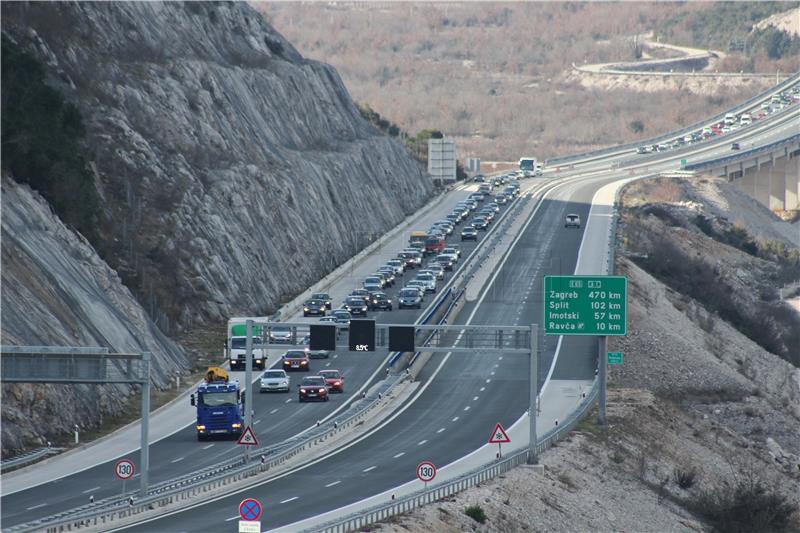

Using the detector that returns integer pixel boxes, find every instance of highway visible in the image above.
[0,180,521,526]
[4,77,798,532]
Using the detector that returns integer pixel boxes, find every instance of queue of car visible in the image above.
[636,85,800,155]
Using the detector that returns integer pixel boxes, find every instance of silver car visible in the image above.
[415,272,437,293]
[259,369,290,393]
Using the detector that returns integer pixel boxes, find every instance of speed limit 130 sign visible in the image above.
[416,461,436,483]
[114,458,135,480]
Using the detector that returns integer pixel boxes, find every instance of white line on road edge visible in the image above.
[82,486,100,494]
[280,497,299,504]
[26,504,47,510]
[325,481,341,487]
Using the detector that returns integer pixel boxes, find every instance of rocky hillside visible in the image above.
[1,178,188,456]
[1,1,431,456]
[2,1,432,335]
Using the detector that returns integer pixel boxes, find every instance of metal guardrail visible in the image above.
[12,191,531,533]
[310,378,601,533]
[1,447,65,474]
[546,72,800,167]
[684,132,800,172]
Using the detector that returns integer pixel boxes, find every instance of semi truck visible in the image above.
[226,319,267,371]
[191,367,244,441]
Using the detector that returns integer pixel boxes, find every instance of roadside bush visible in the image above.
[464,504,487,524]
[673,465,698,489]
[693,475,796,533]
[1,34,100,243]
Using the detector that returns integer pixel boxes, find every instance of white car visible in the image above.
[415,272,437,293]
[565,214,581,228]
[260,369,290,393]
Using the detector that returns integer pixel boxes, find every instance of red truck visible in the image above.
[425,235,445,255]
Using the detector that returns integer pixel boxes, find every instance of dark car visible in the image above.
[370,292,393,311]
[282,350,310,372]
[350,289,371,305]
[303,299,326,317]
[318,369,344,393]
[461,227,478,241]
[298,376,328,402]
[473,175,485,182]
[330,309,351,329]
[311,292,332,311]
[470,217,488,230]
[731,142,740,150]
[343,296,368,316]
[398,287,423,309]
[436,253,455,270]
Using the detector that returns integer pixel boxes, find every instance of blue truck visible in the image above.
[191,367,244,441]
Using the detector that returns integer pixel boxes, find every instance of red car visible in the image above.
[298,376,329,402]
[318,370,344,393]
[282,350,310,372]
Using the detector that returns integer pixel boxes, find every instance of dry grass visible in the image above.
[258,3,770,160]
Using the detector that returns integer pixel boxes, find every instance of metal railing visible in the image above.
[310,378,600,533]
[684,131,800,172]
[547,72,800,167]
[0,446,65,474]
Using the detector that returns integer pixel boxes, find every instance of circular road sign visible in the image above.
[114,458,135,480]
[239,498,262,521]
[416,461,436,483]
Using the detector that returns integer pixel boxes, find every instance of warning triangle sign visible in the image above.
[237,426,259,446]
[488,422,510,444]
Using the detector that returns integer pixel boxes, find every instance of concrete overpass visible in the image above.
[685,133,800,211]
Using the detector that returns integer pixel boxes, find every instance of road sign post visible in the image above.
[244,320,254,463]
[140,351,150,497]
[543,276,627,335]
[598,336,608,426]
[115,458,135,497]
[238,498,262,533]
[489,422,511,458]
[416,461,436,490]
[528,325,538,464]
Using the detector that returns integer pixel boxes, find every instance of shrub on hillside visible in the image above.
[1,33,100,243]
[692,474,796,533]
[464,504,487,524]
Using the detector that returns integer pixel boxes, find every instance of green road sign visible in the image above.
[543,276,628,336]
[607,351,623,364]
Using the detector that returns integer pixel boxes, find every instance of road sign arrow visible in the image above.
[488,422,510,444]
[237,426,259,446]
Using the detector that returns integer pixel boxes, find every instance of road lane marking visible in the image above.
[325,481,341,487]
[464,406,471,411]
[225,515,239,522]
[498,356,503,360]
[254,419,262,425]
[325,362,331,367]
[202,444,215,450]
[486,379,491,383]
[171,457,184,463]
[280,497,299,504]
[285,398,292,403]
[473,396,479,401]
[452,416,459,422]
[418,440,427,445]
[333,354,338,358]
[26,503,47,510]
[82,486,100,494]
[490,371,495,376]
[363,466,377,472]
[393,452,405,458]
[437,428,445,433]
[270,408,279,414]
[479,387,485,392]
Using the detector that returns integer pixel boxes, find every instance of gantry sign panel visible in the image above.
[543,276,627,336]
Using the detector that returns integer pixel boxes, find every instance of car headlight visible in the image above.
[373,300,378,304]
[318,388,326,393]
[334,381,341,386]
[304,307,309,311]
[300,388,307,393]
[282,381,288,386]
[301,361,308,365]
[255,359,262,363]
[196,425,206,430]
[232,423,242,428]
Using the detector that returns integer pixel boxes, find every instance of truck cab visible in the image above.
[191,367,244,441]
[227,321,267,371]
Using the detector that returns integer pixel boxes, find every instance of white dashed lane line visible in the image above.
[363,466,377,472]
[254,419,261,425]
[26,504,47,511]
[473,396,479,401]
[82,486,100,494]
[285,398,292,403]
[485,379,491,383]
[325,481,341,487]
[479,387,485,392]
[269,408,279,414]
[437,428,445,433]
[170,457,184,463]
[202,444,215,450]
[452,416,459,422]
[393,452,406,458]
[418,440,428,446]
[464,406,471,411]
[280,497,299,504]
[225,515,239,522]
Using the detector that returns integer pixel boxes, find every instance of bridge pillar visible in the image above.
[769,157,787,210]
[786,153,800,211]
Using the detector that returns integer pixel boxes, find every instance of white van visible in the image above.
[724,112,736,126]
[740,113,752,126]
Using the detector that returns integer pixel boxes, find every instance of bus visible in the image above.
[519,157,537,176]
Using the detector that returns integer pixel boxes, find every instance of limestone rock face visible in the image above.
[1,178,187,456]
[2,1,431,332]
[1,1,431,456]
